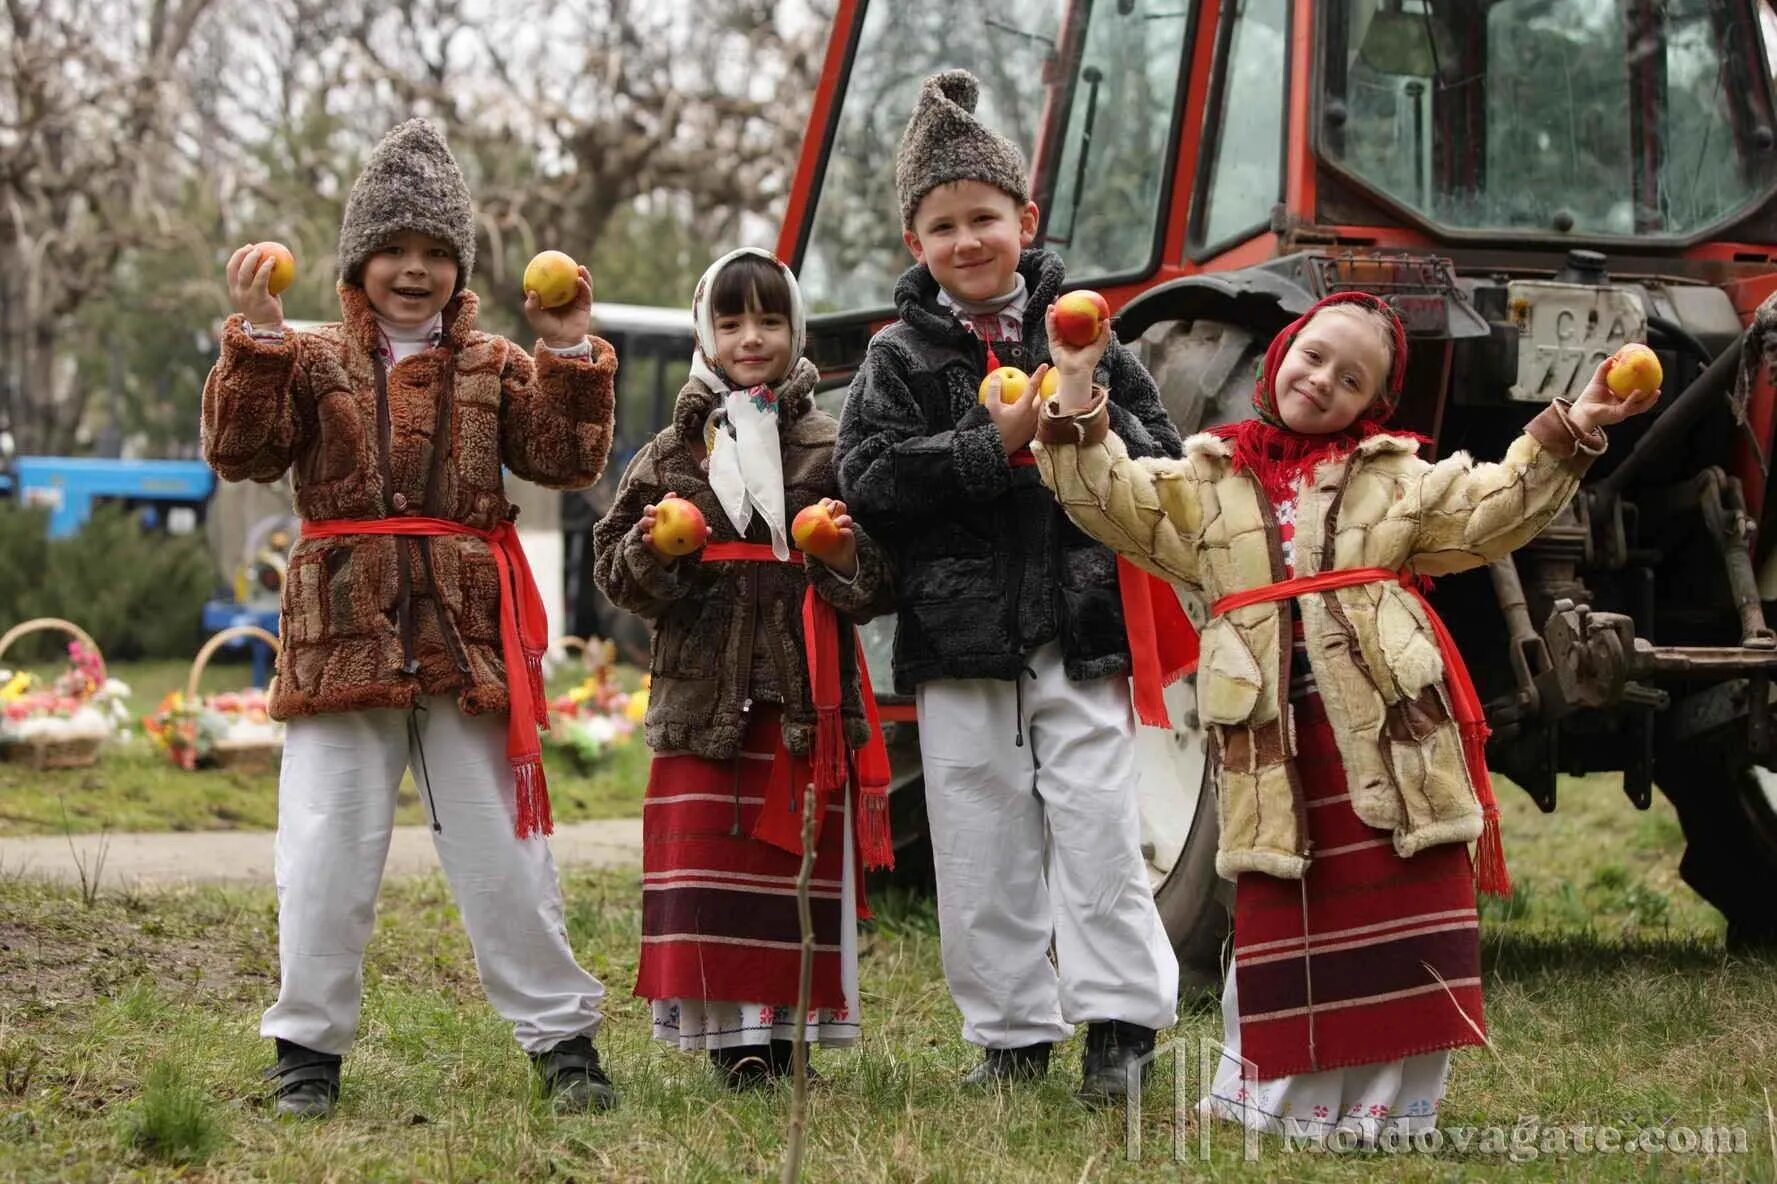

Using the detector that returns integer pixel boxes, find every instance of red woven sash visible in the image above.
[301,517,554,839]
[1208,566,1508,896]
[700,541,894,870]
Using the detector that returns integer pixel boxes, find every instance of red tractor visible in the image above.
[775,0,1777,987]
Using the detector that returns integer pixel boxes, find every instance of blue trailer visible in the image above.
[0,456,215,538]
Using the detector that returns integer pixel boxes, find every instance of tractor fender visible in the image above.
[1114,266,1316,346]
[1117,269,1315,437]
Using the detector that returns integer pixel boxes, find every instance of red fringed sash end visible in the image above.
[513,756,554,839]
[526,649,549,730]
[859,790,894,872]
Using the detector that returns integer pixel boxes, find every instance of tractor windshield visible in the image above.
[1321,0,1777,239]
[794,0,1191,313]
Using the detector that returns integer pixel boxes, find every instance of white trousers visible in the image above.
[260,697,605,1056]
[917,641,1179,1048]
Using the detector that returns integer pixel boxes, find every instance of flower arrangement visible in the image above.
[0,640,131,755]
[143,686,282,771]
[546,640,646,768]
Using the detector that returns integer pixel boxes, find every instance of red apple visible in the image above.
[1606,343,1663,399]
[651,495,709,557]
[792,500,845,558]
[1052,289,1110,348]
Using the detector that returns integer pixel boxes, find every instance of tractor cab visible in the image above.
[778,0,1777,963]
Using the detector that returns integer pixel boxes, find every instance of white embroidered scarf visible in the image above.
[689,247,808,561]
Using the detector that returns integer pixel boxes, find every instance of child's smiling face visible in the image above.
[1270,306,1393,434]
[361,230,459,328]
[714,309,793,388]
[902,180,1037,304]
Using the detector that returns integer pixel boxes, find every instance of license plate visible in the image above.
[1506,281,1646,402]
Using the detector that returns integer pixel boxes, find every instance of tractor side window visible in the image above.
[1191,0,1290,253]
[1042,0,1193,279]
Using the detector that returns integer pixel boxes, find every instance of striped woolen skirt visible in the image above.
[634,708,861,1047]
[1231,689,1485,1081]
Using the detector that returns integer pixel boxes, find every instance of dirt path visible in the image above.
[0,818,643,887]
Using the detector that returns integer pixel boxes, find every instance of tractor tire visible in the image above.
[1138,675,1230,1004]
[1655,734,1777,949]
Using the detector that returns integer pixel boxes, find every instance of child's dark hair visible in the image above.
[710,254,794,319]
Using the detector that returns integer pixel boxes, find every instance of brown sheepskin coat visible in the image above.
[591,363,895,761]
[201,285,616,720]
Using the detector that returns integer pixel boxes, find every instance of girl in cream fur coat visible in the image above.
[1030,292,1656,1144]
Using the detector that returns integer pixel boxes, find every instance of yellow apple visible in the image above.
[1606,343,1662,399]
[523,250,581,310]
[978,366,1031,405]
[257,242,297,296]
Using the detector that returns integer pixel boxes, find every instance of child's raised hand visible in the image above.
[984,370,1042,456]
[1569,358,1661,434]
[524,264,594,350]
[227,245,285,327]
[1044,306,1111,410]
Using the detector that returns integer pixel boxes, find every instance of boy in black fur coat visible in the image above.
[834,69,1184,1101]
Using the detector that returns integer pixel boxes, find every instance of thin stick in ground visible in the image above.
[780,781,819,1184]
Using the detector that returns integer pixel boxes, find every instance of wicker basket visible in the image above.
[188,625,283,773]
[0,618,109,770]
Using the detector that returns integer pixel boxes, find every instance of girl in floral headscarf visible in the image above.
[591,248,897,1089]
[1031,291,1657,1144]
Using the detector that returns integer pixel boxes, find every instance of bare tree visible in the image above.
[0,0,228,453]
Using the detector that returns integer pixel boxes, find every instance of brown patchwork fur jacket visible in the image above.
[591,362,895,761]
[201,285,616,720]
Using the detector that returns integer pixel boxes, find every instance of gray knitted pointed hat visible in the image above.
[337,118,477,292]
[895,69,1030,229]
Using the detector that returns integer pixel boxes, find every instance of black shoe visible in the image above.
[1077,1022,1157,1104]
[264,1039,340,1119]
[767,1039,821,1085]
[710,1045,776,1091]
[532,1036,617,1112]
[961,1043,1052,1087]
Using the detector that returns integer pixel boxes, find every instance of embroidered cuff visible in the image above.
[1552,398,1609,457]
[1527,398,1608,461]
[247,322,287,340]
[811,556,859,585]
[1035,387,1111,446]
[541,337,593,358]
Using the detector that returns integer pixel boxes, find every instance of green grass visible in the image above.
[0,783,1772,1181]
[0,659,648,835]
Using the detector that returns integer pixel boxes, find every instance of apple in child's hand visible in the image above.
[1606,343,1663,399]
[1038,367,1060,400]
[651,495,709,557]
[257,242,297,296]
[523,250,581,310]
[792,499,845,559]
[979,366,1031,405]
[1051,289,1110,348]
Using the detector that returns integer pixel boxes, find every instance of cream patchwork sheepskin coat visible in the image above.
[1032,394,1604,882]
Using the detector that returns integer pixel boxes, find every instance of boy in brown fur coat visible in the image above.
[203,118,617,1117]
